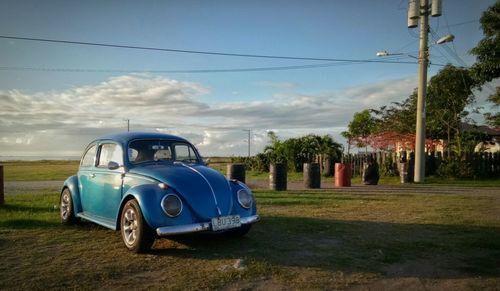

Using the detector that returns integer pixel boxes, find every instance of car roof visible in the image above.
[96,132,189,145]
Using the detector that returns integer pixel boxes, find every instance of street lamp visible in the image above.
[436,34,455,45]
[375,51,404,57]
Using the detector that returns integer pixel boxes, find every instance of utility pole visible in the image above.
[408,0,442,183]
[243,129,251,158]
[124,119,130,132]
[414,0,429,183]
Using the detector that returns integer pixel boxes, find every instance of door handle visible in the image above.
[90,174,96,178]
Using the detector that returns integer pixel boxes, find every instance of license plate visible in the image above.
[211,215,241,231]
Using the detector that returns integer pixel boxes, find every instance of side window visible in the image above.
[81,144,97,167]
[174,144,195,161]
[128,148,138,163]
[97,143,123,167]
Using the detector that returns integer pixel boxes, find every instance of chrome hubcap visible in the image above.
[61,192,70,219]
[122,208,138,246]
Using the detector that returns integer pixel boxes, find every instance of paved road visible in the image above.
[247,179,500,195]
[4,179,499,196]
[4,180,64,194]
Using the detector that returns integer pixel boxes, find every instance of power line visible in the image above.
[0,58,447,74]
[447,19,479,27]
[429,28,468,68]
[0,34,450,74]
[0,34,433,64]
[443,15,469,68]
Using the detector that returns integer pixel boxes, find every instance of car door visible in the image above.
[91,142,125,222]
[78,143,99,214]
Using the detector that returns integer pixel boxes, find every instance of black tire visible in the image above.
[60,188,78,224]
[224,224,252,238]
[120,199,155,253]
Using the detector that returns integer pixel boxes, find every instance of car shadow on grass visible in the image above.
[152,215,500,278]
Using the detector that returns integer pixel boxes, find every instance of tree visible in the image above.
[282,137,302,171]
[371,90,417,135]
[319,134,342,162]
[426,65,476,157]
[345,110,376,152]
[341,131,354,154]
[470,0,500,127]
[484,87,500,127]
[264,132,342,172]
[264,131,287,164]
[299,135,321,163]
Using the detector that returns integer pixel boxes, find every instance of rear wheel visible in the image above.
[60,188,78,224]
[120,199,154,253]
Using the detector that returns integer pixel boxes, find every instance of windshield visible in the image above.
[128,139,200,164]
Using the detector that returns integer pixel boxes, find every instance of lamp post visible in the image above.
[124,119,130,132]
[243,129,251,158]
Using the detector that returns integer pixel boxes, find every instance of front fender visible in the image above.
[229,180,257,216]
[62,175,82,214]
[117,184,196,231]
[116,181,258,232]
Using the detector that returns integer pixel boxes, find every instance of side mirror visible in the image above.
[108,161,120,170]
[204,158,211,166]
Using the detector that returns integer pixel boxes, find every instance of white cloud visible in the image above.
[0,74,422,158]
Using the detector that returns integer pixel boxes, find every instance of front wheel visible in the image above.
[120,199,154,253]
[60,188,78,224]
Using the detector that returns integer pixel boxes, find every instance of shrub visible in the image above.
[380,156,398,177]
[436,159,474,179]
[231,153,270,173]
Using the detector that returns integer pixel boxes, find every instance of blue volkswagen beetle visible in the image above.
[60,132,259,253]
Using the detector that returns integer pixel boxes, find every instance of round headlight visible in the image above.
[161,194,183,217]
[237,189,253,209]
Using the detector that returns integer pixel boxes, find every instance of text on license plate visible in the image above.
[211,215,241,231]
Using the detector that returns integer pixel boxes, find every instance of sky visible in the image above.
[0,0,498,158]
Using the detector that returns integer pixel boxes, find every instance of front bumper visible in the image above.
[156,214,260,237]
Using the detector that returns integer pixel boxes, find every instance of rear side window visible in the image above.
[174,144,196,161]
[81,144,97,167]
[98,143,123,167]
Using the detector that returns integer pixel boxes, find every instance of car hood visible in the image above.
[129,162,233,220]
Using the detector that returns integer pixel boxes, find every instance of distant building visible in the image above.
[462,124,500,153]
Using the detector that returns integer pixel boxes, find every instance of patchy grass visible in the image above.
[1,160,79,181]
[424,176,500,187]
[3,160,500,187]
[1,188,500,290]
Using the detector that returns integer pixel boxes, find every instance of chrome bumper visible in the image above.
[156,215,260,237]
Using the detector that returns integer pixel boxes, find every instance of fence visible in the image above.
[343,151,500,178]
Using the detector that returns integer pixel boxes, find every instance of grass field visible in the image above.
[1,160,500,289]
[1,160,79,181]
[1,187,499,290]
[3,159,500,187]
